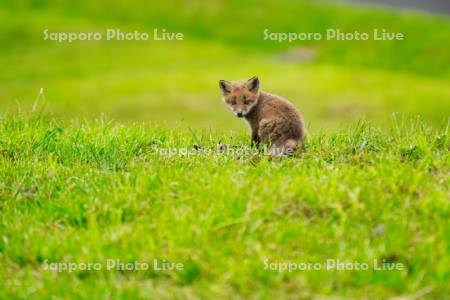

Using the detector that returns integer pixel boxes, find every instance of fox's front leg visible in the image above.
[251,130,260,148]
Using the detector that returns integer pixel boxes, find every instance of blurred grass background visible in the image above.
[1,0,449,132]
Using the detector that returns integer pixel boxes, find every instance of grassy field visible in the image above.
[0,114,448,298]
[1,0,450,298]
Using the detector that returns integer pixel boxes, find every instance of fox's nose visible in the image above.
[236,112,243,117]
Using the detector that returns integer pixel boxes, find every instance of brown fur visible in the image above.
[219,77,305,155]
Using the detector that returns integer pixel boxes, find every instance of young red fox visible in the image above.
[219,76,305,155]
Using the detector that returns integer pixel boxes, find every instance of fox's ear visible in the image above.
[219,80,232,95]
[246,76,259,92]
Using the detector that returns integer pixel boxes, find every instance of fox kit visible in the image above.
[219,76,305,155]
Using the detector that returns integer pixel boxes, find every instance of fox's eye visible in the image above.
[229,100,236,105]
[244,99,252,105]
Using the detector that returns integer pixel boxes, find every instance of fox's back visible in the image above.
[247,92,305,140]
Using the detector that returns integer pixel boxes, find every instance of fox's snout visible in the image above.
[230,105,250,118]
[234,108,246,118]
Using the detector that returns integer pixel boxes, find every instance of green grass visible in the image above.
[1,0,449,298]
[0,114,448,298]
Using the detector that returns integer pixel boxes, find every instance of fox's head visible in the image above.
[219,76,260,118]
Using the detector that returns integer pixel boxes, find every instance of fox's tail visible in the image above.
[284,137,307,156]
[283,139,298,156]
